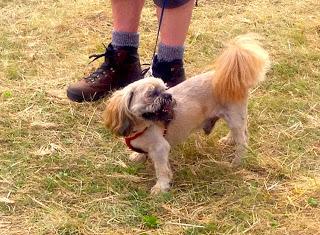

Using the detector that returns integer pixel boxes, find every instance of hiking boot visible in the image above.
[151,55,185,88]
[67,44,142,102]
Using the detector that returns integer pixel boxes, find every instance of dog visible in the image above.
[103,34,270,194]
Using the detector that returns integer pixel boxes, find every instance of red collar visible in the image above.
[124,127,148,154]
[124,125,168,154]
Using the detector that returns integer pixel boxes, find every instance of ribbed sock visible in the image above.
[157,43,184,62]
[111,31,139,48]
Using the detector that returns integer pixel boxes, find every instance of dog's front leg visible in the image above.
[148,141,172,195]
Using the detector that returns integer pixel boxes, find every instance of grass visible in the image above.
[0,0,319,234]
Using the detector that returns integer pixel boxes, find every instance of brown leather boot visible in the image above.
[67,44,142,102]
[151,55,185,88]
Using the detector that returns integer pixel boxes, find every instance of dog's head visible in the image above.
[103,77,175,136]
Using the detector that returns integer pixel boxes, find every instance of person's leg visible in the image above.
[157,0,194,47]
[152,0,195,87]
[111,0,144,48]
[67,0,145,102]
[112,0,144,33]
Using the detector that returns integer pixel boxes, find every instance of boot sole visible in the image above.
[66,88,107,103]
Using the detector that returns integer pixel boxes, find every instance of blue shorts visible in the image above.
[153,0,192,9]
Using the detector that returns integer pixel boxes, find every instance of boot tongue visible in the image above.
[113,45,139,65]
[104,44,116,63]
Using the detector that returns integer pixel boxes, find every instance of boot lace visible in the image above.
[85,44,116,83]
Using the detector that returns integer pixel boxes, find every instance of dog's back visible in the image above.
[165,34,270,145]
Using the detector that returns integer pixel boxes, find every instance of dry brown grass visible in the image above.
[1,0,320,234]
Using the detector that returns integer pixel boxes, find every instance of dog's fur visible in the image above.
[103,34,270,194]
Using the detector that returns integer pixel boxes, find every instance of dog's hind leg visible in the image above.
[148,139,172,195]
[220,104,248,166]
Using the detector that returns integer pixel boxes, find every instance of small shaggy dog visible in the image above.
[103,34,270,194]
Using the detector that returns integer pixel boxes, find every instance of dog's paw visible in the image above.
[150,181,170,195]
[231,145,246,167]
[219,135,235,146]
[231,156,241,168]
[129,152,147,163]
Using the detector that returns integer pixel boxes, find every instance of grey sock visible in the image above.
[111,31,139,48]
[157,43,185,62]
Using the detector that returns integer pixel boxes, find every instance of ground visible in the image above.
[0,0,320,234]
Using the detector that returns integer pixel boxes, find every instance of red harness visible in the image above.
[124,127,148,154]
[124,126,168,154]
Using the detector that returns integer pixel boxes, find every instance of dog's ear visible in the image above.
[103,90,134,136]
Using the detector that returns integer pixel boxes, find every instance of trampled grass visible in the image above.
[0,0,319,234]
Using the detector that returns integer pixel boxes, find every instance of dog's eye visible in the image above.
[147,88,160,97]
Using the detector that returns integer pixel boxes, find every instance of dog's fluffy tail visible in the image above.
[212,34,270,104]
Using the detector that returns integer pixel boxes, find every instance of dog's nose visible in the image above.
[162,93,172,100]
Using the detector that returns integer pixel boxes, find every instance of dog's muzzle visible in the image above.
[142,92,176,123]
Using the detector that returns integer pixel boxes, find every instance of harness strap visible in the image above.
[124,127,148,154]
[124,123,169,154]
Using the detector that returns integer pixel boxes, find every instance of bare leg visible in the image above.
[156,0,195,46]
[148,140,172,194]
[112,0,145,32]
